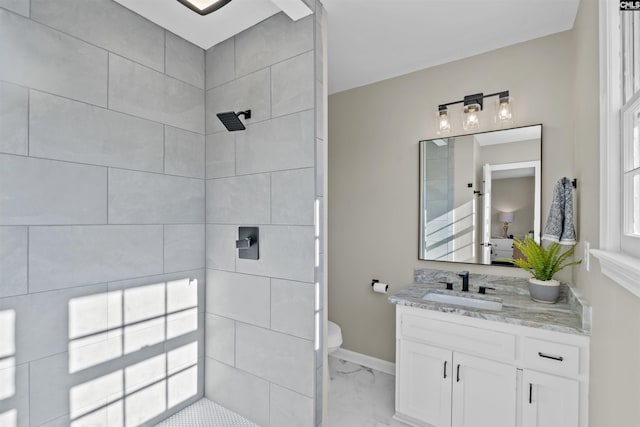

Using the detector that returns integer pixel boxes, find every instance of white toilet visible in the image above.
[327,320,343,354]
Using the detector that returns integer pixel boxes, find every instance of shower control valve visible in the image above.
[235,237,251,249]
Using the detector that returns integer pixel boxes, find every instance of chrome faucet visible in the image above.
[458,271,470,292]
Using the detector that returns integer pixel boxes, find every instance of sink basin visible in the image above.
[422,291,503,311]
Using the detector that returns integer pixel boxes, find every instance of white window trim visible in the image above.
[591,0,640,298]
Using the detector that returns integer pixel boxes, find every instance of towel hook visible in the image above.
[571,178,577,189]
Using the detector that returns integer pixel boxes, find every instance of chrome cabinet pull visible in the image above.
[538,352,564,362]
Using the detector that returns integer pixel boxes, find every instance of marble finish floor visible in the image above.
[328,356,409,427]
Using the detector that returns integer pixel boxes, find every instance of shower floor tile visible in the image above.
[154,398,259,427]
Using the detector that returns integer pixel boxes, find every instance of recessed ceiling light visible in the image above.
[176,0,233,15]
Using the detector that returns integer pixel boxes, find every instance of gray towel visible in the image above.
[542,177,576,244]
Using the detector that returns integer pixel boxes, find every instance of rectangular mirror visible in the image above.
[419,124,542,265]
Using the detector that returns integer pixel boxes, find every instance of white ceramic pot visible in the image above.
[528,278,560,303]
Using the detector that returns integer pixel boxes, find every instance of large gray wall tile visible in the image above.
[164,224,205,273]
[0,283,107,364]
[109,54,205,133]
[205,314,234,366]
[205,270,269,328]
[0,9,107,106]
[206,68,270,134]
[29,225,163,292]
[30,91,164,172]
[236,110,314,174]
[204,358,269,427]
[165,32,205,89]
[0,155,107,225]
[31,0,164,72]
[271,51,314,117]
[206,132,235,179]
[29,345,170,426]
[236,226,315,283]
[0,363,29,427]
[0,0,29,16]
[272,168,315,225]
[205,225,236,272]
[0,226,27,297]
[235,13,313,77]
[29,351,115,425]
[165,126,206,179]
[270,384,314,427]
[271,279,314,340]
[236,323,314,396]
[109,169,204,224]
[205,37,234,90]
[0,81,28,155]
[206,174,270,224]
[108,269,205,315]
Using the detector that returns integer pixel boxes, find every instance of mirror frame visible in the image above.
[418,124,543,265]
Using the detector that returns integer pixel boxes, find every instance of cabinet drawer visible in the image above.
[491,239,513,250]
[401,314,516,361]
[523,337,580,377]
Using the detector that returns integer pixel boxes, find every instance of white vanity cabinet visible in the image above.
[522,370,579,427]
[394,305,589,427]
[397,341,516,427]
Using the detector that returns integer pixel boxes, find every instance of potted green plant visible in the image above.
[502,237,581,303]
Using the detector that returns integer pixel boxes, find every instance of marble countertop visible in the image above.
[388,269,591,336]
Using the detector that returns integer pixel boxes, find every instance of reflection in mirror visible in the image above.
[419,125,542,265]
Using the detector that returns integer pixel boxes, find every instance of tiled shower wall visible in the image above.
[0,0,207,425]
[203,3,325,427]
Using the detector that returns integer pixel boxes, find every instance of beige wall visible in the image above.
[491,176,535,238]
[328,30,574,362]
[571,0,640,425]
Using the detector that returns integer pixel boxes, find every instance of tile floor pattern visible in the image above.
[155,399,259,427]
[155,357,409,426]
[328,357,409,427]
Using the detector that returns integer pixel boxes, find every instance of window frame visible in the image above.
[591,0,640,298]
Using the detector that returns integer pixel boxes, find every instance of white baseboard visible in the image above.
[330,348,395,376]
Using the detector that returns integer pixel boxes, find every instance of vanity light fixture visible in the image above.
[437,90,513,132]
[495,91,513,124]
[176,0,232,15]
[437,105,451,134]
[462,93,483,131]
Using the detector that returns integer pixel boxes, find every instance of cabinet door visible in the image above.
[522,370,579,427]
[397,339,452,426]
[451,353,517,427]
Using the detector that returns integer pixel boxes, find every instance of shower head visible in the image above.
[216,110,251,131]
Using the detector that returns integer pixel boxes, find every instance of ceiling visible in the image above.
[114,0,580,95]
[323,0,580,94]
[114,0,311,49]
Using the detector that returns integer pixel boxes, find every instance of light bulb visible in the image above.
[437,107,451,134]
[463,103,481,131]
[495,92,513,125]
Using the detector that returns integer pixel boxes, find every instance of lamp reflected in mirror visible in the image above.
[499,211,515,238]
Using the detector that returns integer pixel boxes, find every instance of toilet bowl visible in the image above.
[327,321,343,354]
